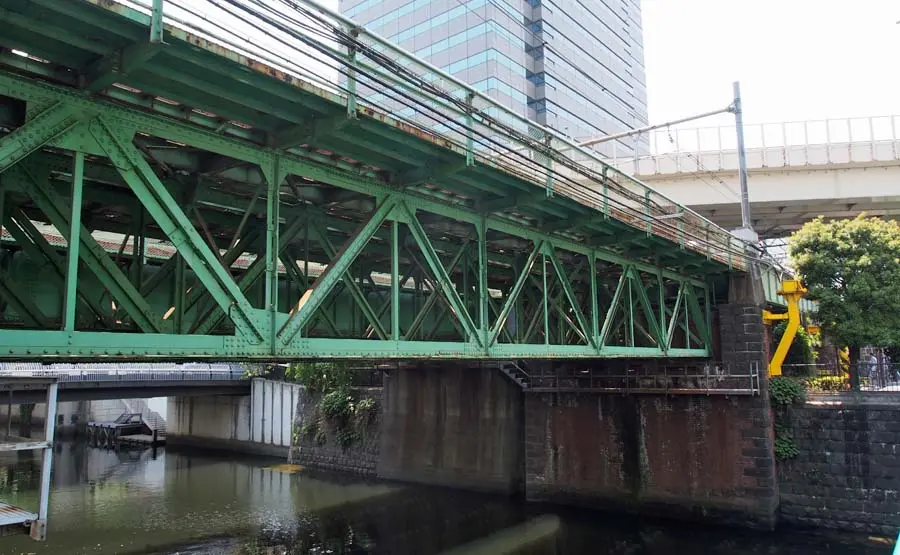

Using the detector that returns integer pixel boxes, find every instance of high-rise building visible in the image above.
[340,0,648,156]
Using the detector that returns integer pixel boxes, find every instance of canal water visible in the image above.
[0,443,891,555]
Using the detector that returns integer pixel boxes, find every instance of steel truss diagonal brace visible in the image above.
[192,216,307,336]
[279,196,398,345]
[10,163,165,333]
[544,246,596,348]
[0,102,84,175]
[313,223,388,340]
[402,203,482,347]
[488,240,544,346]
[4,208,111,326]
[630,271,665,349]
[90,118,266,342]
[665,284,685,350]
[0,272,49,328]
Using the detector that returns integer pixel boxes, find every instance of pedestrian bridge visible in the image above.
[0,0,788,362]
[608,116,900,237]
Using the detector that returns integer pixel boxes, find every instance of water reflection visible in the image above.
[0,443,890,555]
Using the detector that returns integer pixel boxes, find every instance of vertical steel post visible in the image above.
[63,151,85,332]
[391,219,400,341]
[543,134,553,197]
[542,253,549,345]
[346,29,359,119]
[0,176,6,238]
[733,81,752,230]
[130,203,145,287]
[477,220,488,347]
[174,254,185,333]
[265,159,281,347]
[150,0,164,43]
[34,381,58,541]
[589,254,599,343]
[465,92,475,167]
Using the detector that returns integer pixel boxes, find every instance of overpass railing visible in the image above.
[119,0,754,268]
[0,362,246,382]
[606,115,900,175]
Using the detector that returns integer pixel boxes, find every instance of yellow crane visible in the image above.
[761,280,810,377]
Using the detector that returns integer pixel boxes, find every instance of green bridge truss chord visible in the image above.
[0,0,766,361]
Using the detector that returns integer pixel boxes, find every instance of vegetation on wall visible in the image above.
[769,376,805,460]
[288,362,378,450]
[790,215,900,389]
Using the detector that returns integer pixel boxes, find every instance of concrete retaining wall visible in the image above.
[376,365,523,494]
[167,379,301,457]
[778,394,900,536]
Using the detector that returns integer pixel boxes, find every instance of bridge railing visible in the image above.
[0,362,246,382]
[119,0,754,269]
[606,115,900,175]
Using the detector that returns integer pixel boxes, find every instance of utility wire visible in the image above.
[149,0,760,265]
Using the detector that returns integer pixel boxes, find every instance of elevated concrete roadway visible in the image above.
[0,362,248,403]
[607,116,900,237]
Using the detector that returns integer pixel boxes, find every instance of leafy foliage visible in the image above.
[769,377,805,461]
[288,362,377,450]
[773,423,800,460]
[769,376,806,406]
[287,361,356,393]
[805,375,849,392]
[790,215,900,350]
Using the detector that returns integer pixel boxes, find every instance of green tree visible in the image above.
[789,215,900,389]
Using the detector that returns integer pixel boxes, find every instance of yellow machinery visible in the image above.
[761,280,808,377]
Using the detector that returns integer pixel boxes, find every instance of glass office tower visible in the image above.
[341,0,648,156]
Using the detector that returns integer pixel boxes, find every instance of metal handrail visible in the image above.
[112,0,757,268]
[0,362,246,382]
[613,115,900,165]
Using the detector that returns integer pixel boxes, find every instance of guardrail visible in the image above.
[606,115,900,174]
[0,362,246,382]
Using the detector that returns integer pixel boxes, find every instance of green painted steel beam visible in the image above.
[0,72,719,286]
[9,163,165,333]
[90,118,266,342]
[278,196,397,345]
[0,272,50,328]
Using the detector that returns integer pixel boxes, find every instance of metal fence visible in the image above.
[0,362,246,383]
[784,362,900,393]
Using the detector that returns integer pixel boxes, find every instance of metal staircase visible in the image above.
[497,361,530,389]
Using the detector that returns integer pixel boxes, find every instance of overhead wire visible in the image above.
[211,0,744,261]
[150,0,759,265]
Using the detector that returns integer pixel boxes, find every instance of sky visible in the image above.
[641,0,900,126]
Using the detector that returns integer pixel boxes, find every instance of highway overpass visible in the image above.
[606,116,900,238]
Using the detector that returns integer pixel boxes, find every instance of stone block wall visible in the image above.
[377,365,524,493]
[778,395,900,536]
[524,392,778,528]
[289,388,382,476]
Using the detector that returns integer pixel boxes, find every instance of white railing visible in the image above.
[0,362,246,383]
[606,115,900,175]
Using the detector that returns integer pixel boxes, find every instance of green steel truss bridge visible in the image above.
[0,0,779,361]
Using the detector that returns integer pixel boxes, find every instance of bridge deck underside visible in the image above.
[0,0,737,360]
